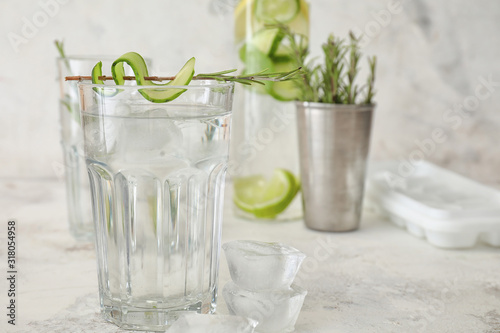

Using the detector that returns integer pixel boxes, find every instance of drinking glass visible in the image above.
[57,57,99,241]
[78,80,234,331]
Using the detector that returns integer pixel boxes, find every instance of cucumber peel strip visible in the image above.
[111,52,195,103]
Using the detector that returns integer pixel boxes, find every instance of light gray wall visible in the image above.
[1,0,499,187]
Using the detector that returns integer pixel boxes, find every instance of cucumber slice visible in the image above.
[241,47,275,95]
[239,30,282,63]
[240,27,287,64]
[270,43,293,63]
[254,0,300,23]
[111,52,195,103]
[270,33,308,63]
[239,44,248,63]
[268,60,301,101]
[91,61,103,84]
[269,79,299,101]
[91,61,121,96]
[250,28,284,56]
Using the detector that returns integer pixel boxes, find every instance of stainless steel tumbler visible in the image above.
[295,102,374,232]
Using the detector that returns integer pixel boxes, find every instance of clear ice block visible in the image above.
[167,313,257,333]
[223,281,306,333]
[223,240,306,291]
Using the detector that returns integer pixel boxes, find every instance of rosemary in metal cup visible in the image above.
[273,24,377,104]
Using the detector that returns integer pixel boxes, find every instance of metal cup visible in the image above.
[295,102,374,232]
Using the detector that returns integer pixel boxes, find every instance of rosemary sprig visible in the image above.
[273,24,377,104]
[169,67,304,86]
[346,32,361,104]
[55,39,71,74]
[322,34,346,104]
[55,39,82,122]
[65,67,304,85]
[267,23,318,102]
[364,55,377,104]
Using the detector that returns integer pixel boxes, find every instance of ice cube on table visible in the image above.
[167,313,257,333]
[223,240,306,291]
[223,281,307,333]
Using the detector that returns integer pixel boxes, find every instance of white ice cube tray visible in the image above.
[367,161,500,249]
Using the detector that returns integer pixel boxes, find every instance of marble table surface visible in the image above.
[1,178,500,333]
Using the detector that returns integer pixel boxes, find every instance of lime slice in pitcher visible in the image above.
[254,0,300,23]
[234,168,300,218]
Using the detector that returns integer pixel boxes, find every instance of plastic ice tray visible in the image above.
[366,161,500,249]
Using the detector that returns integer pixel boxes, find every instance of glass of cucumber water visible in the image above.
[231,0,309,221]
[78,79,234,330]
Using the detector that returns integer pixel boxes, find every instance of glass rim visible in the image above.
[77,79,235,90]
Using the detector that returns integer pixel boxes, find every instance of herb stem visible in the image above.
[65,68,303,85]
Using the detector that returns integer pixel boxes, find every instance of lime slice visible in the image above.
[234,168,300,218]
[111,52,195,103]
[254,0,300,23]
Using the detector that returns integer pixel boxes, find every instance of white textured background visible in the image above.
[1,0,499,187]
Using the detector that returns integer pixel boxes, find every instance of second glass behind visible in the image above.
[57,56,150,241]
[57,56,110,241]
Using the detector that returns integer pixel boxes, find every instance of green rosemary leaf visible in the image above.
[198,69,238,76]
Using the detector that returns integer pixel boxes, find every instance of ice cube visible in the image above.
[167,313,257,333]
[81,112,118,159]
[114,102,132,116]
[223,281,307,333]
[181,116,230,165]
[223,240,306,291]
[117,109,183,162]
